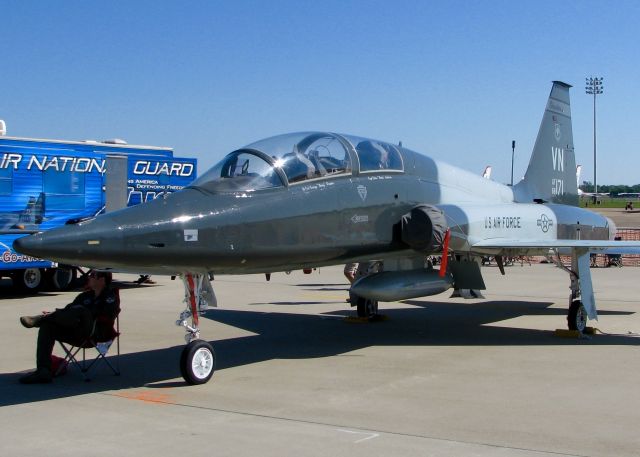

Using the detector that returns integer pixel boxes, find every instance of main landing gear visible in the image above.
[552,249,594,333]
[176,273,217,384]
[348,260,382,320]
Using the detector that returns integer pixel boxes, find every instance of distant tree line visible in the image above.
[581,181,640,195]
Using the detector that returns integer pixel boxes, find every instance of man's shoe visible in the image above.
[19,315,43,329]
[19,369,52,384]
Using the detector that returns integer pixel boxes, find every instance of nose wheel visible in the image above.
[180,339,216,385]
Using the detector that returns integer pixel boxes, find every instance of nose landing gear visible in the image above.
[176,273,217,384]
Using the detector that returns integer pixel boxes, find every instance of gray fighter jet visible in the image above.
[14,81,640,384]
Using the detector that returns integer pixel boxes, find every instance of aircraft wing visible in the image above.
[0,229,41,235]
[471,238,640,254]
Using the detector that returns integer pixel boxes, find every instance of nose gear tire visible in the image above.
[180,339,216,385]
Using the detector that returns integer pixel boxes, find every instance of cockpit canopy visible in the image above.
[190,132,404,193]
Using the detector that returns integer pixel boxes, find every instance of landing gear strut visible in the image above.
[176,273,217,384]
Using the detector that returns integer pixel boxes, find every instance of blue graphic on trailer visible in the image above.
[0,192,45,231]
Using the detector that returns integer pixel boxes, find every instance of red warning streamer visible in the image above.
[186,274,199,327]
[439,229,451,278]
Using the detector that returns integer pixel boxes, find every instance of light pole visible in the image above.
[510,140,515,186]
[585,76,603,197]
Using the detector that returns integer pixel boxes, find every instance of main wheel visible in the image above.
[180,340,215,385]
[355,296,379,318]
[567,300,587,332]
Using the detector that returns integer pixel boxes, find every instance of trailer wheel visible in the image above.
[51,267,76,291]
[12,268,44,292]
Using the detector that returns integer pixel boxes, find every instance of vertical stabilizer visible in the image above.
[513,81,578,205]
[19,192,46,224]
[33,192,45,224]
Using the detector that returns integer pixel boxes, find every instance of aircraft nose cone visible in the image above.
[13,226,85,262]
[13,217,122,267]
[12,233,42,257]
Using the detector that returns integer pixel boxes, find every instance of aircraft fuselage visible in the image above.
[13,138,613,275]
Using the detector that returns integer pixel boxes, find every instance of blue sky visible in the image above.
[2,0,639,185]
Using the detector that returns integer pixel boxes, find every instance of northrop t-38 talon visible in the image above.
[14,81,640,384]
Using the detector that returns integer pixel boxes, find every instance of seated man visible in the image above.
[18,270,118,384]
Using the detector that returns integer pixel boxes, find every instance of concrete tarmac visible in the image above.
[1,264,640,457]
[591,206,640,228]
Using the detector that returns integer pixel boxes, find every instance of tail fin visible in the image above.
[20,193,46,224]
[513,81,578,205]
[33,192,45,224]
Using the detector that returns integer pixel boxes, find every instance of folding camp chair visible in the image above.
[56,290,121,381]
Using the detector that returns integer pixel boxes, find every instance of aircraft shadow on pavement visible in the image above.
[0,279,152,299]
[0,290,61,300]
[1,299,638,407]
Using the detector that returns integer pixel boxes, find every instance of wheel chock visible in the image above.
[554,327,596,338]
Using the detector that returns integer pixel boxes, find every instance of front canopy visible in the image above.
[190,131,404,193]
[191,132,352,192]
